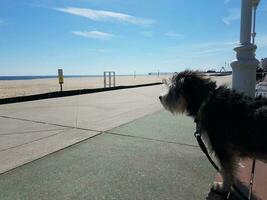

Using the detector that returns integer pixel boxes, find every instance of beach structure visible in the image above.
[103,71,116,88]
[231,0,260,97]
[58,69,64,92]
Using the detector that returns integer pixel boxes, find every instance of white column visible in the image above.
[230,0,259,97]
[240,0,252,44]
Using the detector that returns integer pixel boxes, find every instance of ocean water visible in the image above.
[0,74,158,81]
[0,75,103,81]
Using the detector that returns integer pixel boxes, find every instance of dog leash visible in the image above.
[194,123,251,200]
[248,159,256,200]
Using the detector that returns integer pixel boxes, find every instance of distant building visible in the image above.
[206,70,216,73]
[260,58,267,70]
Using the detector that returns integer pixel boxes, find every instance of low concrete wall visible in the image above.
[0,82,162,105]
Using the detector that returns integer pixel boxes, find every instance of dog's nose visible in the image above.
[159,96,162,101]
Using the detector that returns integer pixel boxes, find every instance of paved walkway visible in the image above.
[0,85,216,199]
[0,110,215,200]
[1,82,264,200]
[0,85,162,174]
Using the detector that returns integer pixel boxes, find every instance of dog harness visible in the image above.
[194,100,252,200]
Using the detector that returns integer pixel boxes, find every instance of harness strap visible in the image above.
[194,129,219,171]
[194,123,249,200]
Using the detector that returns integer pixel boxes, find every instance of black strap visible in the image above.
[194,130,219,172]
[194,123,249,200]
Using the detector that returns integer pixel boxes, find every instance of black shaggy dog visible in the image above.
[159,70,267,193]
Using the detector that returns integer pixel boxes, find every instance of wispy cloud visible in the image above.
[163,40,237,63]
[224,0,231,4]
[165,31,184,39]
[174,40,237,51]
[72,30,113,40]
[194,48,229,57]
[181,34,267,56]
[222,8,240,25]
[55,7,155,26]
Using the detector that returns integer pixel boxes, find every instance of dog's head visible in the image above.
[159,70,216,115]
[159,73,187,114]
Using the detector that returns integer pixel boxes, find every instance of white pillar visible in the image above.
[240,0,252,44]
[231,0,259,97]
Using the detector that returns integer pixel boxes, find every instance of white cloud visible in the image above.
[162,34,267,68]
[224,0,231,4]
[72,30,113,40]
[165,31,184,38]
[175,35,267,58]
[172,40,237,51]
[161,35,267,71]
[222,8,240,25]
[194,48,230,57]
[55,7,155,26]
[163,40,237,64]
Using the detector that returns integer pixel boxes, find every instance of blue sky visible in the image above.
[0,0,267,75]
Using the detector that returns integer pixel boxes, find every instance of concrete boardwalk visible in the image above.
[0,111,215,200]
[0,85,162,174]
[0,85,216,199]
[2,78,265,200]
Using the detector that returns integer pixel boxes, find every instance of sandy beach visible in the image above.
[0,74,232,99]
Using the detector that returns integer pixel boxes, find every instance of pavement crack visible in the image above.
[0,115,102,133]
[0,130,105,176]
[0,129,69,152]
[0,128,66,136]
[105,131,199,148]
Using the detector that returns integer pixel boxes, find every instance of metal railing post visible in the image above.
[104,72,106,88]
[109,72,111,87]
[113,72,116,87]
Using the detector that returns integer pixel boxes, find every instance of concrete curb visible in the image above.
[0,82,162,105]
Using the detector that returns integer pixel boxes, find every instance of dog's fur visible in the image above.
[159,70,267,193]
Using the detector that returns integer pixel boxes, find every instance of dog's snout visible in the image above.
[159,96,162,101]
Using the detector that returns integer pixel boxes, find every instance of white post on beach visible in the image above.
[109,72,111,87]
[58,69,64,92]
[230,0,260,97]
[104,72,107,88]
[104,71,116,88]
[113,72,116,87]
